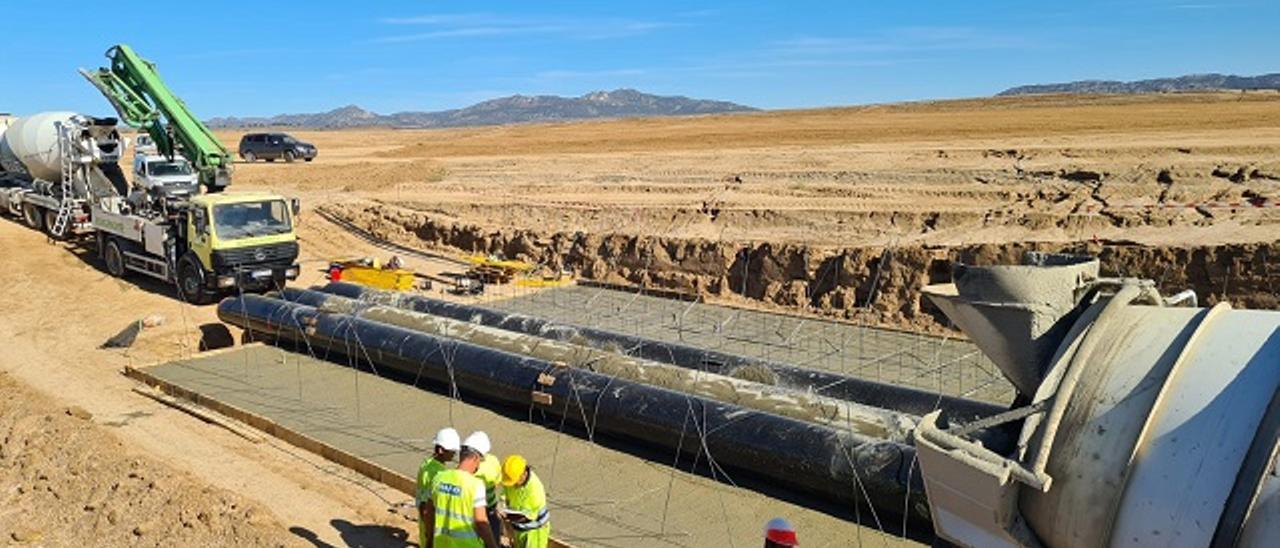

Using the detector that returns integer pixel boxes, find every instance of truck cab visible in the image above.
[179,192,300,302]
[95,191,300,304]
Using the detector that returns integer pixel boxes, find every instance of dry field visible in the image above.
[0,92,1274,545]
[217,92,1280,329]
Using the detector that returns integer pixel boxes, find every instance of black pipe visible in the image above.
[313,282,1003,422]
[218,294,929,522]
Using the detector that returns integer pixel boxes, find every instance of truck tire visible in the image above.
[284,150,296,163]
[103,239,126,278]
[43,210,66,241]
[22,204,42,229]
[177,257,210,305]
[242,151,256,162]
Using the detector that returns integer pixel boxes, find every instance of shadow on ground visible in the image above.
[290,519,413,548]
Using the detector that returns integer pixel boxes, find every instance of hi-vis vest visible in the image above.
[506,471,549,532]
[476,454,502,508]
[431,469,486,548]
[416,458,447,505]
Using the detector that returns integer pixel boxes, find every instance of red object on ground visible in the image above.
[328,266,343,281]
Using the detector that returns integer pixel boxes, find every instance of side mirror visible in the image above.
[291,197,301,216]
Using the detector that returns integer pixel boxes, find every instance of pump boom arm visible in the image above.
[80,44,232,191]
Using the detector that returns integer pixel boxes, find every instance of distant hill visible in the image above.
[998,73,1280,96]
[207,89,756,129]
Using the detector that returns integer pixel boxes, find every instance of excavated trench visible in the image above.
[323,203,1279,332]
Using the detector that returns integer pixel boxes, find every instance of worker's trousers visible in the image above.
[513,525,550,548]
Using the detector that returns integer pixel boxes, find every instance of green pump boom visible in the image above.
[80,44,232,192]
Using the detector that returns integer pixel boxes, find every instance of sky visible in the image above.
[1,1,1277,118]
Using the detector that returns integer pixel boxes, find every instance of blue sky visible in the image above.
[2,1,1276,117]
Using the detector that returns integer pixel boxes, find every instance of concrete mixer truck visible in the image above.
[912,253,1280,547]
[0,45,300,303]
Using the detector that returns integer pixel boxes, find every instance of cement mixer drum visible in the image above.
[0,111,79,180]
[915,255,1280,548]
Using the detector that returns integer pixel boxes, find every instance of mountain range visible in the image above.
[998,73,1280,96]
[206,89,756,129]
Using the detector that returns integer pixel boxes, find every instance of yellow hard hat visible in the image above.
[501,454,528,487]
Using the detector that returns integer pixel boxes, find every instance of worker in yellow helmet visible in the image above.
[426,439,498,548]
[417,428,460,548]
[466,431,505,544]
[500,455,550,548]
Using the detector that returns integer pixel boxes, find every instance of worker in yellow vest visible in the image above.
[417,428,460,548]
[500,455,550,548]
[466,431,505,544]
[426,441,498,548]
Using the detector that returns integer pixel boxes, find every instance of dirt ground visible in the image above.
[221,91,1280,249]
[0,218,419,547]
[216,92,1280,330]
[2,92,1277,545]
[0,370,294,546]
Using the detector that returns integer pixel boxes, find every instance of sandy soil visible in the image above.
[0,219,418,546]
[2,92,1276,545]
[0,370,293,546]
[205,92,1280,331]
[220,92,1280,249]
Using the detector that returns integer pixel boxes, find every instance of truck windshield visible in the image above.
[213,200,292,240]
[148,161,192,176]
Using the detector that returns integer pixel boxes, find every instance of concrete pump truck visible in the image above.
[0,44,300,303]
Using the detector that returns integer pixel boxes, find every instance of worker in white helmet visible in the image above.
[464,431,505,544]
[427,435,498,548]
[417,427,461,548]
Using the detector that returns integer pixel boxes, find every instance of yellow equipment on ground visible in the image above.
[328,258,420,291]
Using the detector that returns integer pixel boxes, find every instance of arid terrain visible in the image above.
[1,92,1277,545]
[224,92,1280,330]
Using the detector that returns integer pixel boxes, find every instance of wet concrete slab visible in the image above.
[138,344,922,547]
[486,285,1015,405]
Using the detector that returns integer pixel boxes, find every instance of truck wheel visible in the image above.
[104,239,126,277]
[178,258,210,305]
[43,210,66,241]
[22,204,42,229]
[242,151,256,162]
[284,150,296,163]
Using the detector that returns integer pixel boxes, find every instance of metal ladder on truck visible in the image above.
[49,121,78,239]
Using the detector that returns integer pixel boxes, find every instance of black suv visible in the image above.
[238,133,317,163]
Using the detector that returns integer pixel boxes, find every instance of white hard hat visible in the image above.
[462,431,491,455]
[433,427,461,452]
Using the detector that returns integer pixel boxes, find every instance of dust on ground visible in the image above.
[0,218,416,546]
[0,370,294,546]
[211,92,1280,332]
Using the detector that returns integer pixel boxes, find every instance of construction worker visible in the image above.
[764,517,799,547]
[500,455,550,548]
[425,438,499,548]
[466,431,505,544]
[417,428,460,548]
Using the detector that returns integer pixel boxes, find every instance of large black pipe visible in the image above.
[278,287,916,437]
[218,294,929,522]
[315,281,1003,422]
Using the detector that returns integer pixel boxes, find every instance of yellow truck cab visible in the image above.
[95,191,300,304]
[181,192,300,302]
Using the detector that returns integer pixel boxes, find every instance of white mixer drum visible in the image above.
[0,111,78,180]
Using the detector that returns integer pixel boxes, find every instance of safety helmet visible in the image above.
[502,455,528,486]
[462,431,491,455]
[433,427,461,452]
[765,517,798,546]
